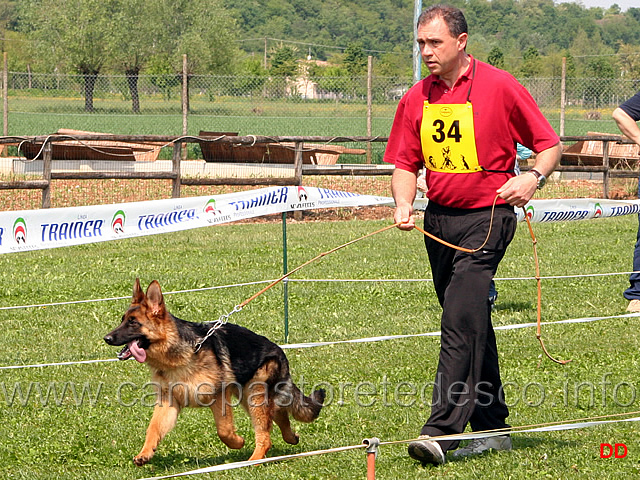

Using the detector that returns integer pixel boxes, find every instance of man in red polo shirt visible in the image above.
[384,4,561,466]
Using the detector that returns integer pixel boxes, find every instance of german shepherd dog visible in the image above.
[104,279,325,466]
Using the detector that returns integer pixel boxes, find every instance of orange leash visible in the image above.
[411,195,569,365]
[194,222,401,351]
[522,207,571,365]
[412,194,499,253]
[237,222,401,309]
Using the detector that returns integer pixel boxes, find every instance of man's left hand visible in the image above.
[496,173,538,208]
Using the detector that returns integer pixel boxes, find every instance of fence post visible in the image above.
[293,141,303,221]
[282,211,289,344]
[602,140,610,199]
[3,52,7,138]
[367,55,373,164]
[42,140,52,208]
[560,57,566,137]
[182,54,188,161]
[413,0,422,84]
[172,142,182,198]
[363,438,380,480]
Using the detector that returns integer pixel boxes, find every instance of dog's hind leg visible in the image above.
[243,381,274,461]
[273,407,299,445]
[134,404,180,466]
[210,388,245,450]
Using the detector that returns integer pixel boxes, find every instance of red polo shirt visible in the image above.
[384,57,559,209]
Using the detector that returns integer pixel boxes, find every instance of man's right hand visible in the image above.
[391,168,419,231]
[394,204,415,231]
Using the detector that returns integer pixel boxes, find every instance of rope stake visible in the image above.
[363,437,380,480]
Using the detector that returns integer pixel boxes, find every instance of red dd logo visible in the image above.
[600,443,627,458]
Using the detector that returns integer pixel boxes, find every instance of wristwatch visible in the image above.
[528,168,546,189]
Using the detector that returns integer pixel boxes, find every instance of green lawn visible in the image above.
[5,93,622,138]
[0,212,639,479]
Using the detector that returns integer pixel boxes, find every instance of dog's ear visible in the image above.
[132,278,144,304]
[145,280,165,317]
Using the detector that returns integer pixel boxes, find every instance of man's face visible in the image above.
[417,16,467,79]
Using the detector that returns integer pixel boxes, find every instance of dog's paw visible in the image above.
[133,453,152,466]
[283,432,300,445]
[222,434,245,450]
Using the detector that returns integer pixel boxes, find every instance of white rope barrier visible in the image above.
[0,280,276,312]
[0,271,637,312]
[2,312,637,370]
[0,358,118,370]
[137,413,640,480]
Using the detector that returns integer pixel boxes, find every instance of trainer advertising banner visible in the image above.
[0,186,638,254]
[0,186,392,255]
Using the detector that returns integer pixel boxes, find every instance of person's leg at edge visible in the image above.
[624,175,640,310]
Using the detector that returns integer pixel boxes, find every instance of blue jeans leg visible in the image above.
[624,177,640,300]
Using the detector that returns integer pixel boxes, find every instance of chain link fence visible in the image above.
[1,71,639,210]
[6,72,640,138]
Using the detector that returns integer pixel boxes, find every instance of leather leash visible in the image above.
[521,206,571,364]
[194,222,401,352]
[413,195,569,365]
[197,198,569,365]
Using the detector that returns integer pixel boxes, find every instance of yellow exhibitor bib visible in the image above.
[420,101,481,173]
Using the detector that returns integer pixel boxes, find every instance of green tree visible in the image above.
[169,0,239,75]
[487,46,505,69]
[343,43,367,76]
[269,43,298,77]
[109,0,162,113]
[583,57,616,107]
[20,0,114,112]
[232,56,267,96]
[618,43,640,78]
[268,43,299,97]
[313,64,349,97]
[519,46,541,77]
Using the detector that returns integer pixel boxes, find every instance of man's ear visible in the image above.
[457,32,468,52]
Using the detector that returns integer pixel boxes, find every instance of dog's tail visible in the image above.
[278,379,325,423]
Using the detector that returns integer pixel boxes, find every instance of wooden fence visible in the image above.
[0,134,637,209]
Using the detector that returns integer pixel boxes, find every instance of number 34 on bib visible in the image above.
[420,102,482,173]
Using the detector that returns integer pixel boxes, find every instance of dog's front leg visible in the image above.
[134,403,180,466]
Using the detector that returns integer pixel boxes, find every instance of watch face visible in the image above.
[538,175,547,189]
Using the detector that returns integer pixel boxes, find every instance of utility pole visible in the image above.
[413,0,422,84]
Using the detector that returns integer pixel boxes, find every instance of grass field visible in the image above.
[5,92,623,139]
[0,209,639,479]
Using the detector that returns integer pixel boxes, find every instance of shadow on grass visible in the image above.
[144,444,309,472]
[493,300,535,313]
[446,435,577,464]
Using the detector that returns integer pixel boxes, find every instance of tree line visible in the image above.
[1,0,640,112]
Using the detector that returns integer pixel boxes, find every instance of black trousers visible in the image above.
[420,201,517,452]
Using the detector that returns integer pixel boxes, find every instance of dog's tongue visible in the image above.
[128,340,146,363]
